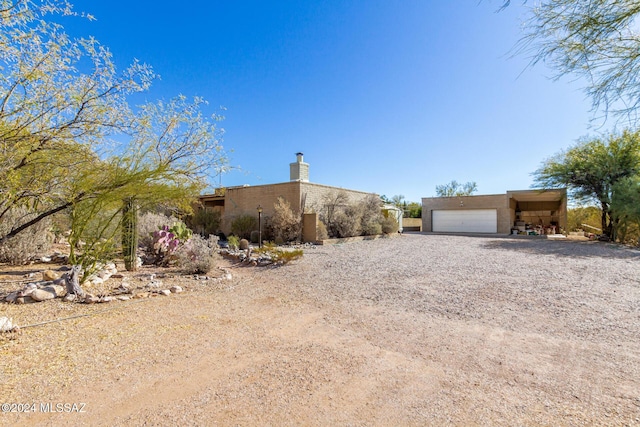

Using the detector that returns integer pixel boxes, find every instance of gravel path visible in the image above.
[2,233,640,426]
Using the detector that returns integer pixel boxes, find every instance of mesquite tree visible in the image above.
[0,0,227,248]
[533,130,640,239]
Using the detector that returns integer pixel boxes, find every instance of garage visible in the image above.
[432,209,498,233]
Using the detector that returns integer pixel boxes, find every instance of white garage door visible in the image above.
[432,209,497,233]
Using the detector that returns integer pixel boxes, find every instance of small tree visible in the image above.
[435,181,478,197]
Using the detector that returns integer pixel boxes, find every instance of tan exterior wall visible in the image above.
[221,182,301,234]
[299,182,374,215]
[422,194,511,234]
[211,181,377,236]
[402,218,422,231]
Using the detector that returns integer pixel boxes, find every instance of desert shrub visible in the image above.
[316,220,328,241]
[270,197,301,243]
[254,243,303,265]
[231,214,257,240]
[362,221,382,236]
[186,209,221,236]
[271,248,304,264]
[250,230,260,243]
[0,207,53,265]
[138,212,177,252]
[175,234,219,274]
[381,216,399,234]
[330,204,362,238]
[227,235,239,250]
[360,194,384,236]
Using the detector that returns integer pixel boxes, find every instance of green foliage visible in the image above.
[187,209,221,236]
[67,196,122,282]
[534,129,640,239]
[611,177,640,244]
[231,214,257,240]
[271,249,304,264]
[122,198,138,271]
[567,206,602,233]
[435,180,478,197]
[227,235,239,250]
[169,222,193,242]
[254,243,304,265]
[405,202,422,218]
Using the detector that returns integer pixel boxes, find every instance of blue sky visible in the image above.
[63,1,604,203]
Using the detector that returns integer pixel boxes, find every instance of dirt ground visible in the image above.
[1,234,639,426]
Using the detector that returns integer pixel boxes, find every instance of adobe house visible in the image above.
[198,153,378,241]
[421,189,567,235]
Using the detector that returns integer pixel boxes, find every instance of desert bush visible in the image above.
[270,197,301,243]
[231,214,257,240]
[381,216,399,234]
[330,204,362,238]
[186,209,221,236]
[360,194,384,236]
[175,234,219,274]
[254,243,304,265]
[316,220,328,241]
[0,207,53,265]
[271,248,304,264]
[227,235,239,250]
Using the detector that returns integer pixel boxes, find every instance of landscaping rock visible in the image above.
[16,296,36,304]
[42,270,61,281]
[116,296,130,301]
[63,294,77,302]
[100,296,114,303]
[170,285,183,294]
[31,288,57,302]
[0,317,15,332]
[5,292,18,303]
[160,289,171,296]
[84,294,99,304]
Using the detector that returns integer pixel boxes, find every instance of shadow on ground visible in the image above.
[482,238,640,260]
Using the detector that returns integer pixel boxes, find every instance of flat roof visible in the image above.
[507,189,566,202]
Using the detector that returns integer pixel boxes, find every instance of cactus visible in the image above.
[122,197,139,271]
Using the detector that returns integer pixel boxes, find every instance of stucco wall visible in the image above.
[221,182,301,234]
[217,181,376,236]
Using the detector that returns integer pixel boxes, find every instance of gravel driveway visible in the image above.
[2,233,639,426]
